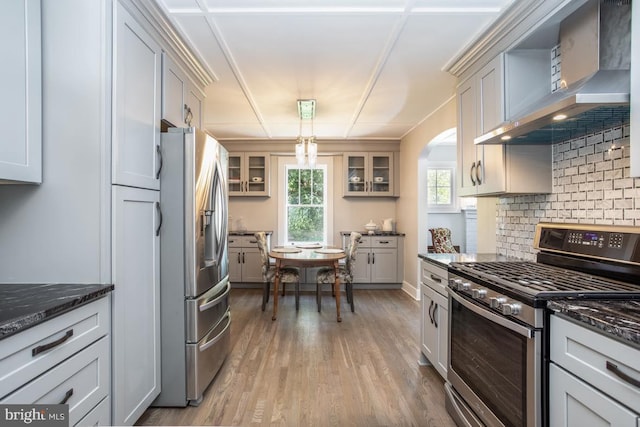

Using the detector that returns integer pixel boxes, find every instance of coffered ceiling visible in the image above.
[154,0,514,141]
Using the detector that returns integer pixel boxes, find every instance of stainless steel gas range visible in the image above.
[444,223,640,427]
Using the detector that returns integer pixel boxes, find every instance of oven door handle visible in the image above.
[447,288,533,339]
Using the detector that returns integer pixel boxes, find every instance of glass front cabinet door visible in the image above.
[228,152,270,196]
[344,153,394,197]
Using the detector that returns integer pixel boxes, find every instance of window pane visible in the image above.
[300,169,312,204]
[428,190,437,204]
[437,170,451,186]
[288,207,324,242]
[288,169,300,204]
[437,187,451,204]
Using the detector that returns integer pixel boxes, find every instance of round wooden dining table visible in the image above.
[268,246,346,322]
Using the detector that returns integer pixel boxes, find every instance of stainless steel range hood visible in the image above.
[476,0,631,145]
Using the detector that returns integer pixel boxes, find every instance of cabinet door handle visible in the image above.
[156,144,163,179]
[237,253,241,263]
[59,388,74,405]
[367,253,370,264]
[372,253,375,264]
[242,252,245,263]
[470,162,477,186]
[184,104,193,127]
[32,330,73,356]
[428,300,434,324]
[475,160,482,185]
[155,202,163,236]
[430,274,442,283]
[433,304,438,328]
[606,361,640,388]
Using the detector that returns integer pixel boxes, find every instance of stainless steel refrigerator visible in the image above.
[153,127,230,406]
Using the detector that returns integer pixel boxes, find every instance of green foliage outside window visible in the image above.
[427,169,452,205]
[287,168,325,242]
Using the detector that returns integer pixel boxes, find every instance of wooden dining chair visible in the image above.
[315,232,362,313]
[254,232,301,311]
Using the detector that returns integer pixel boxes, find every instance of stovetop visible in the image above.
[448,261,640,300]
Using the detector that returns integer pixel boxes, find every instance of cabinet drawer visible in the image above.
[0,296,110,399]
[1,336,110,427]
[551,315,640,412]
[370,236,396,248]
[228,235,258,248]
[74,396,110,427]
[420,260,448,296]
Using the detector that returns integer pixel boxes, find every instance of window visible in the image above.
[427,163,458,212]
[278,157,334,246]
[286,166,325,244]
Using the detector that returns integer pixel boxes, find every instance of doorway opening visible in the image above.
[418,128,476,255]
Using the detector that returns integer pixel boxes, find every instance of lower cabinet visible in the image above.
[549,315,640,427]
[420,259,449,379]
[112,186,161,425]
[349,235,402,284]
[228,234,266,284]
[0,297,111,426]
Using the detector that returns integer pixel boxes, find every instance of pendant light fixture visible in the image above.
[295,99,317,168]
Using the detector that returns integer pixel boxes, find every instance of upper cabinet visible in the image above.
[0,0,42,184]
[344,153,397,197]
[161,53,205,129]
[113,3,162,191]
[228,152,270,197]
[457,54,552,197]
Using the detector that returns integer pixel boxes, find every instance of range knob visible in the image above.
[501,303,522,316]
[471,289,487,299]
[489,296,506,309]
[450,278,462,288]
[457,282,471,291]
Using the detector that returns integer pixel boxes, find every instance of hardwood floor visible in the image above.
[137,288,456,427]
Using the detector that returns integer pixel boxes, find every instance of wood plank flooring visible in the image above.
[137,288,456,427]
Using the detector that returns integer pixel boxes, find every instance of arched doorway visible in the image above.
[417,128,476,255]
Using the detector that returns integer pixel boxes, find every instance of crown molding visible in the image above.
[445,0,577,80]
[124,0,214,88]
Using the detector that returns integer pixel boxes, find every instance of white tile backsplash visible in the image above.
[496,125,637,261]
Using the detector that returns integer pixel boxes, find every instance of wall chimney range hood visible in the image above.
[476,0,631,146]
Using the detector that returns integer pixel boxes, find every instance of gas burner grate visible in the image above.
[449,261,640,297]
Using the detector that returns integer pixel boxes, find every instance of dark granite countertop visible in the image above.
[548,300,640,349]
[340,231,406,236]
[229,230,272,236]
[418,252,521,268]
[0,283,114,340]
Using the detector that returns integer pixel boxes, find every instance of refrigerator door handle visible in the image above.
[199,279,231,312]
[199,311,231,352]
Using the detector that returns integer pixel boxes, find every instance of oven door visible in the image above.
[446,288,541,427]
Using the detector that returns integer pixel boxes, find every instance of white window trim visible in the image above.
[277,156,334,246]
[426,161,459,213]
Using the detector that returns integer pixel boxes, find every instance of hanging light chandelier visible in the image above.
[295,99,317,168]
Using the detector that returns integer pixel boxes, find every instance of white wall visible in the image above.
[399,98,457,298]
[0,1,111,283]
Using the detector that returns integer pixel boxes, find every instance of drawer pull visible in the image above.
[32,330,74,356]
[606,361,640,388]
[59,388,74,405]
[379,240,390,244]
[430,274,442,283]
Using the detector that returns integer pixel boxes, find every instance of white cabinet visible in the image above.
[550,315,640,427]
[112,185,161,426]
[0,0,41,184]
[349,235,401,284]
[456,54,551,197]
[228,234,264,283]
[0,297,111,426]
[344,153,396,197]
[228,153,270,196]
[113,2,162,191]
[161,53,205,129]
[419,259,448,379]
